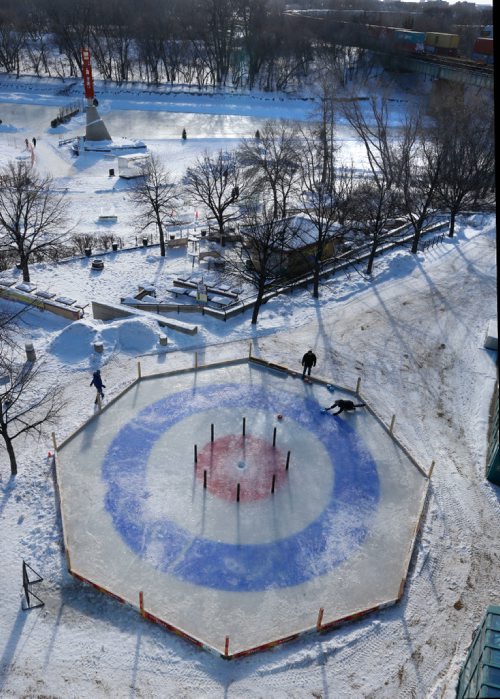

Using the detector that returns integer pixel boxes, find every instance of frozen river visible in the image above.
[0,98,363,144]
[1,101,276,140]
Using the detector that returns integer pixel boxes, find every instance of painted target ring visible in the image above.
[103,383,380,591]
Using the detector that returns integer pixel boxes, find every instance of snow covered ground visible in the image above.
[0,76,498,698]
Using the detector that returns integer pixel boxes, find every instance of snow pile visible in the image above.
[49,319,97,362]
[102,318,158,354]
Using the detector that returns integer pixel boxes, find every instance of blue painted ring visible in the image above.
[103,383,380,591]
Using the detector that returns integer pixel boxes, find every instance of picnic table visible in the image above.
[16,282,37,293]
[35,290,56,299]
[55,296,77,306]
[209,294,233,307]
[166,286,188,298]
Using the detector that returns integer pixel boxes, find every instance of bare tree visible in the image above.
[341,95,402,274]
[127,154,178,257]
[432,92,495,237]
[349,178,402,275]
[0,161,69,282]
[238,120,300,219]
[298,126,354,296]
[183,150,241,242]
[227,203,294,325]
[0,348,66,476]
[342,94,401,189]
[394,113,443,254]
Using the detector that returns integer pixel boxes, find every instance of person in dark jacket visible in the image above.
[325,399,366,415]
[90,370,105,403]
[301,349,317,378]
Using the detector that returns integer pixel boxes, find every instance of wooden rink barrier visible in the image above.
[53,353,432,658]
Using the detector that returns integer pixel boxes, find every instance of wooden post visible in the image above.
[224,636,230,657]
[139,591,144,617]
[271,474,276,494]
[51,431,58,452]
[286,451,291,471]
[316,607,324,630]
[242,417,246,436]
[195,351,198,369]
[194,444,197,463]
[137,361,142,378]
[389,414,396,434]
[248,341,252,358]
[237,483,240,502]
[273,426,276,447]
[211,424,214,442]
[356,377,361,394]
[429,460,436,477]
[203,470,207,489]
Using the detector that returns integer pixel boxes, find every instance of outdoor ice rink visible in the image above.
[56,359,429,655]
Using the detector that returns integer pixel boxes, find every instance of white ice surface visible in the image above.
[56,363,427,653]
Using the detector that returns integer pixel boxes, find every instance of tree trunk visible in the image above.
[410,220,424,254]
[158,220,166,257]
[21,259,30,282]
[366,235,379,275]
[252,291,264,324]
[4,432,18,476]
[313,259,320,298]
[448,210,456,238]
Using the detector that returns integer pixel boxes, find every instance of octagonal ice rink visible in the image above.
[55,358,429,656]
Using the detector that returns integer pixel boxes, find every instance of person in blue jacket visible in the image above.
[90,370,105,403]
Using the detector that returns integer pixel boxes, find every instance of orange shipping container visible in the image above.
[473,37,493,55]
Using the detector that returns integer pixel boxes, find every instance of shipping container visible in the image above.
[472,52,494,66]
[394,29,426,45]
[393,41,422,54]
[473,37,493,55]
[456,606,500,699]
[425,32,460,49]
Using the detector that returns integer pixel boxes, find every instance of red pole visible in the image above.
[224,636,230,656]
[81,48,95,99]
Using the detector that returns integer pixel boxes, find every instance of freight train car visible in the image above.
[378,27,426,53]
[424,32,460,57]
[365,25,493,66]
[472,37,494,65]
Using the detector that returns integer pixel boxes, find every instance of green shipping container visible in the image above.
[486,387,499,485]
[457,606,500,699]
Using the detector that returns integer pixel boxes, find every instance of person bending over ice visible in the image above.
[325,399,366,415]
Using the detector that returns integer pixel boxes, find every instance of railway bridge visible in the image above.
[381,53,493,90]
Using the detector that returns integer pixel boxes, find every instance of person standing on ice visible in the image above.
[325,399,366,415]
[301,349,316,378]
[90,370,106,403]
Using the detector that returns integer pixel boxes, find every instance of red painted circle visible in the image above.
[196,434,288,502]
